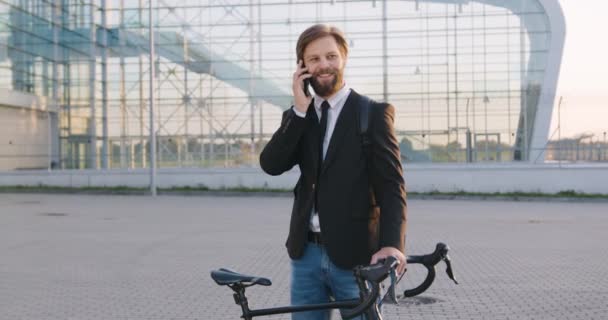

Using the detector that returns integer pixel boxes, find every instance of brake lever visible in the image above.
[442,254,459,285]
[381,268,399,305]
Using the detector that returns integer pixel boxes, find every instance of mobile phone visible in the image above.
[301,61,311,97]
[303,75,311,97]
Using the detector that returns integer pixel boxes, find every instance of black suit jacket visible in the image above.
[260,90,407,269]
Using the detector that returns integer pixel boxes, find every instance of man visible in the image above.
[260,24,407,320]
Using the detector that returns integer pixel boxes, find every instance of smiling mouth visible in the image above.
[317,73,334,79]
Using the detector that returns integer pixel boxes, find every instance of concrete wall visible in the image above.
[1,163,607,194]
[0,89,59,170]
[0,106,52,170]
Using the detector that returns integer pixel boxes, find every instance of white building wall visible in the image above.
[0,106,51,170]
[0,89,58,170]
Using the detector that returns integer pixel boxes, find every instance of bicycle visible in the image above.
[211,242,458,319]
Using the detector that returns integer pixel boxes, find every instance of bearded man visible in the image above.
[260,24,407,320]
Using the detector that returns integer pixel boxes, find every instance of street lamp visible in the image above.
[149,1,157,196]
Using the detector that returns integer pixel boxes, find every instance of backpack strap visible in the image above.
[359,95,373,158]
[359,95,377,208]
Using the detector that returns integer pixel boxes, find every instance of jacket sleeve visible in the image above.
[260,108,308,176]
[369,103,407,252]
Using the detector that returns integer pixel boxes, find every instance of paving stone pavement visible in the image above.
[0,193,607,320]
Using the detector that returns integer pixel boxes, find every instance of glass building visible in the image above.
[0,0,565,170]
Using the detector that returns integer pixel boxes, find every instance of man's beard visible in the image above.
[310,67,344,97]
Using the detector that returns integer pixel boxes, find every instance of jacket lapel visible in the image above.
[321,91,358,174]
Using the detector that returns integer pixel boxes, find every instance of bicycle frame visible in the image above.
[232,284,359,320]
[211,242,458,320]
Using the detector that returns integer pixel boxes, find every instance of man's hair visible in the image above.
[296,24,349,62]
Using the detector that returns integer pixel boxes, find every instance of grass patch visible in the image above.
[408,189,608,199]
[161,185,288,193]
[1,185,606,199]
[0,184,147,194]
[0,184,289,194]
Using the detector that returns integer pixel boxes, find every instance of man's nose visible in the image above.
[318,57,330,69]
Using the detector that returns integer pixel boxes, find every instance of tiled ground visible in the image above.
[1,193,606,320]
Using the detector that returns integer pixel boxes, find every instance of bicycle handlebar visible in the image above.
[342,243,458,319]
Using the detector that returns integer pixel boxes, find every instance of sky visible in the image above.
[550,0,608,139]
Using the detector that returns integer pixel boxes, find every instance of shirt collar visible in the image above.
[314,83,350,110]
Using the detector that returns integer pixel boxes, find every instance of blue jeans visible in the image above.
[290,242,366,320]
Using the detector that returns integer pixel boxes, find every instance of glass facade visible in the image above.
[0,0,558,169]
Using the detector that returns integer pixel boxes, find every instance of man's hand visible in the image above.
[292,60,313,113]
[370,247,407,276]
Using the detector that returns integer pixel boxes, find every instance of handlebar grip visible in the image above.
[402,260,436,297]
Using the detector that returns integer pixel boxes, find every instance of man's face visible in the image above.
[302,36,347,98]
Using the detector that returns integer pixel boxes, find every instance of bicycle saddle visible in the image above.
[211,268,272,287]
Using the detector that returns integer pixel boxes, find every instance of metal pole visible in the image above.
[257,0,263,159]
[183,35,189,167]
[453,7,459,156]
[602,131,608,161]
[120,0,127,168]
[88,3,97,169]
[48,110,52,171]
[51,1,60,170]
[101,0,109,169]
[557,96,563,167]
[149,1,157,196]
[465,98,472,163]
[382,0,388,102]
[249,0,256,166]
[445,5,451,157]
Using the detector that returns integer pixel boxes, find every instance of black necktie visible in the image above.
[318,101,330,163]
[315,100,330,213]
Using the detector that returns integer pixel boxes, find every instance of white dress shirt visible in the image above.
[292,84,352,233]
